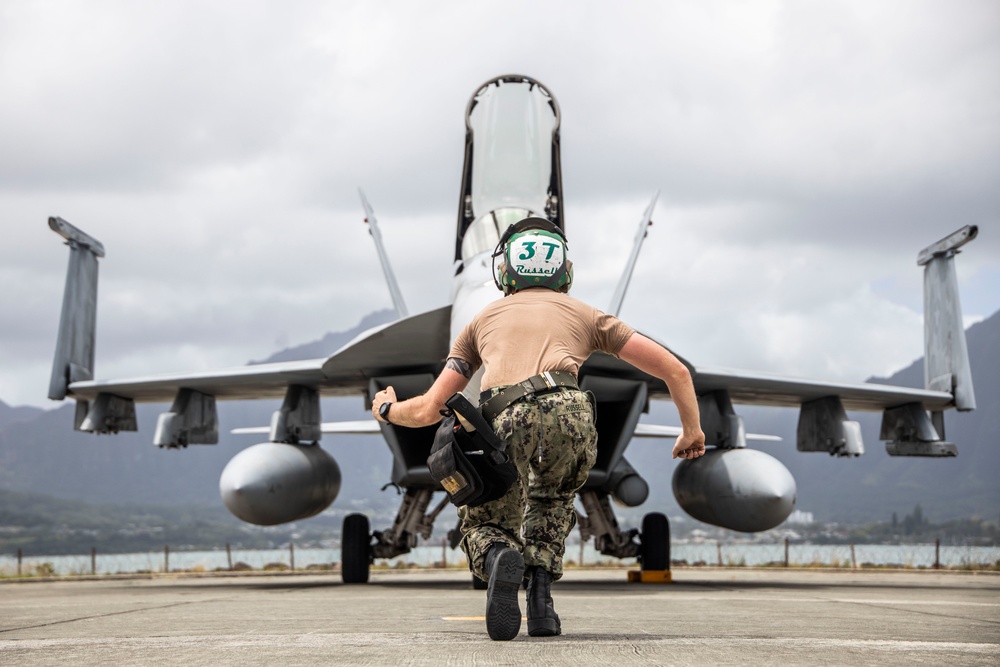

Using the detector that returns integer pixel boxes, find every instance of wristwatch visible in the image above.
[378,401,393,424]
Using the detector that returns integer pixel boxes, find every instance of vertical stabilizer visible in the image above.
[48,217,104,400]
[608,192,659,317]
[359,189,408,319]
[918,225,977,411]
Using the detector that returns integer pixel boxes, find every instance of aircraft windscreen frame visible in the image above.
[461,79,559,260]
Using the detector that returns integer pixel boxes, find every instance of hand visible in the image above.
[672,429,706,460]
[372,386,398,422]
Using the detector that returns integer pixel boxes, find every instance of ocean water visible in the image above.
[2,542,997,576]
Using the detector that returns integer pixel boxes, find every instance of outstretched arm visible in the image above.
[370,357,473,428]
[617,333,706,459]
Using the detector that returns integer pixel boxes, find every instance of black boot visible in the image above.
[484,544,524,641]
[526,566,561,637]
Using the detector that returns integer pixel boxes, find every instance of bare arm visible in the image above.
[370,358,473,428]
[617,333,706,459]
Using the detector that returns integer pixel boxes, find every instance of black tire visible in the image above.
[639,512,670,571]
[472,574,488,590]
[342,513,371,584]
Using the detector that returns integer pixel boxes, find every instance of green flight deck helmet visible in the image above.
[492,217,573,295]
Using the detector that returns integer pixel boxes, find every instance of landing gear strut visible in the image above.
[340,487,450,584]
[577,490,670,571]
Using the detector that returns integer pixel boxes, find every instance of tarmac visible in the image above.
[1,567,998,666]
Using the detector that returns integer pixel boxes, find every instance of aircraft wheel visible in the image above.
[472,574,488,590]
[342,513,372,584]
[639,512,670,571]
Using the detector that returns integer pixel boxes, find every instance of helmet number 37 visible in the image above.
[513,238,563,276]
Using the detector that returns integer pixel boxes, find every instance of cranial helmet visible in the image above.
[492,217,573,295]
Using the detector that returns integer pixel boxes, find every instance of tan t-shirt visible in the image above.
[449,288,635,389]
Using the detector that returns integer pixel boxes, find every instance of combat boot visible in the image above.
[483,543,524,641]
[525,566,561,636]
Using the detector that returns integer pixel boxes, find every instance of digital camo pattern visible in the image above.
[459,389,597,581]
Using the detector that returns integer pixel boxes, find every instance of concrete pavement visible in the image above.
[1,567,998,665]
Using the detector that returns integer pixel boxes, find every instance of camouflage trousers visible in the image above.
[459,388,597,581]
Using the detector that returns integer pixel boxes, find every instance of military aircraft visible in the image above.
[47,74,978,584]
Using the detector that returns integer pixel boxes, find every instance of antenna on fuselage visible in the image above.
[358,188,409,319]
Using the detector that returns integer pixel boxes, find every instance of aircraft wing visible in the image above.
[580,333,954,412]
[688,364,953,411]
[67,305,452,403]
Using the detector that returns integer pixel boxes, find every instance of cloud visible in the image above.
[0,0,997,408]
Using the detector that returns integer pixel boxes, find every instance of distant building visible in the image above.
[786,510,814,525]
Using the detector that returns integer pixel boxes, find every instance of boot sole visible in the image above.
[486,549,524,641]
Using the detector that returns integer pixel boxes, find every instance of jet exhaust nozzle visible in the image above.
[220,442,341,526]
[672,448,796,533]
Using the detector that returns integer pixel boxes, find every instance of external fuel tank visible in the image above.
[672,448,796,533]
[219,442,341,526]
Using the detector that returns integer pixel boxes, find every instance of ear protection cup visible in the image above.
[496,261,512,295]
[561,260,573,293]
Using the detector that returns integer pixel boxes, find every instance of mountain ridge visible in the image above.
[1,308,996,526]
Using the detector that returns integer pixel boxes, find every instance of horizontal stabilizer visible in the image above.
[233,420,381,436]
[232,416,785,442]
[633,423,781,442]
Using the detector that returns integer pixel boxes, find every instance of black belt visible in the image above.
[479,370,579,423]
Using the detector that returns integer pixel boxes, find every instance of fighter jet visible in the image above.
[47,74,978,584]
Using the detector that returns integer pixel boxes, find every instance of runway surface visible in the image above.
[1,567,998,665]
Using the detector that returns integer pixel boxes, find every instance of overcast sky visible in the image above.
[1,0,997,410]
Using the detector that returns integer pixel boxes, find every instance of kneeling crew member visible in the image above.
[372,217,705,640]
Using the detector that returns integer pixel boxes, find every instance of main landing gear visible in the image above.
[340,487,450,584]
[342,488,671,583]
[577,489,670,571]
[341,513,372,584]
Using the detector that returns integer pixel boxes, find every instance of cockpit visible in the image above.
[456,75,563,265]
